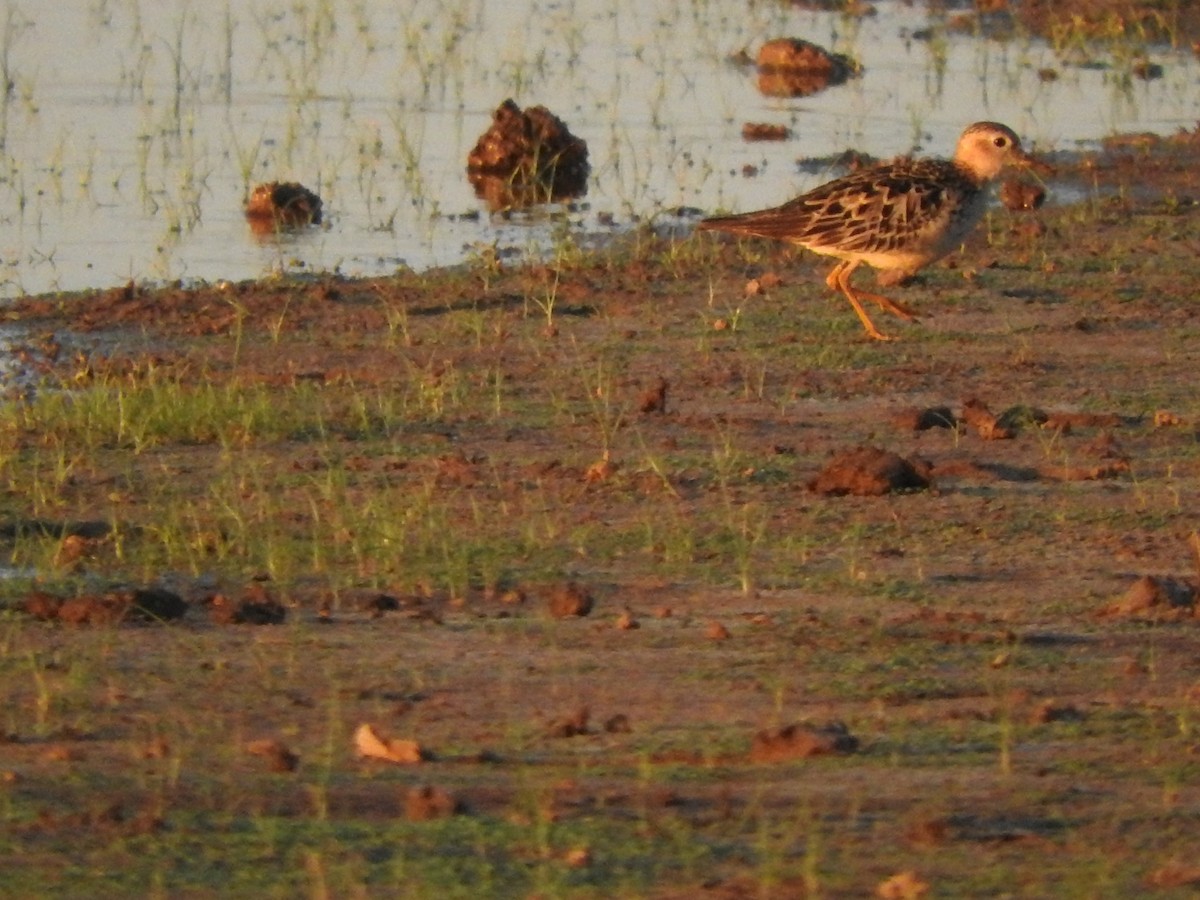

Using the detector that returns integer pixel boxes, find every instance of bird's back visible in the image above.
[699,158,986,267]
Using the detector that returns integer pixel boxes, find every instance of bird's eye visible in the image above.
[993,136,1008,148]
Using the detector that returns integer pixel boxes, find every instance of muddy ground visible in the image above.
[2,130,1200,897]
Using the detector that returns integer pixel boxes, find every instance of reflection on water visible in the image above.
[0,0,1196,298]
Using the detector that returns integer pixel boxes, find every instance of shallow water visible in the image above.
[1,0,1197,299]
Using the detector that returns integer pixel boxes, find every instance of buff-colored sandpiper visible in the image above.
[698,122,1050,340]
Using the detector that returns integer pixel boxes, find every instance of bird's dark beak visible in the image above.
[1020,152,1056,177]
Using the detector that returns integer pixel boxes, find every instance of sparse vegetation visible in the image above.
[4,136,1200,893]
[3,1,1200,897]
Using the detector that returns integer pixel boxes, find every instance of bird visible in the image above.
[697,122,1050,340]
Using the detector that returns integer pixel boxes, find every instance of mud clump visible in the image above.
[809,446,932,496]
[604,713,632,734]
[1039,459,1130,482]
[961,398,1015,440]
[1146,861,1200,889]
[999,178,1047,211]
[207,584,287,625]
[405,785,461,821]
[705,620,732,641]
[245,739,300,773]
[877,870,931,900]
[21,591,66,621]
[892,406,957,431]
[466,99,589,211]
[21,587,187,625]
[750,721,859,762]
[897,399,1128,439]
[741,122,791,142]
[755,38,858,97]
[244,182,322,234]
[1100,575,1198,621]
[1028,700,1084,726]
[547,706,591,739]
[638,376,669,414]
[547,581,594,618]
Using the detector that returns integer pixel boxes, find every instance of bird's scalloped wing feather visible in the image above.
[700,159,978,255]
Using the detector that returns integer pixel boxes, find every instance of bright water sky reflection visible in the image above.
[0,0,1197,298]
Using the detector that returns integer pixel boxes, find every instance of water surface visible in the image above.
[1,0,1196,298]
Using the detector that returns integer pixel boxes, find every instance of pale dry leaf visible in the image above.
[354,723,423,764]
[876,870,930,899]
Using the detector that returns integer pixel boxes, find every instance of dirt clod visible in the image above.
[706,620,732,641]
[208,584,286,625]
[244,182,322,233]
[21,587,187,625]
[54,533,103,567]
[961,398,1014,439]
[245,739,300,772]
[1028,700,1084,725]
[749,721,859,762]
[999,178,1046,211]
[876,870,931,899]
[548,582,594,618]
[584,455,618,483]
[466,99,589,210]
[547,706,590,739]
[615,607,640,630]
[809,446,931,496]
[405,785,461,821]
[20,592,65,620]
[638,376,669,414]
[563,846,593,868]
[1038,460,1130,482]
[1146,861,1200,889]
[741,122,791,142]
[604,713,632,734]
[892,406,957,431]
[1101,575,1198,621]
[905,817,951,848]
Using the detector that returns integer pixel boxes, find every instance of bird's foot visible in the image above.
[858,290,920,322]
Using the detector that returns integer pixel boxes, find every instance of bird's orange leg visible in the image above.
[854,287,920,322]
[826,261,892,341]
